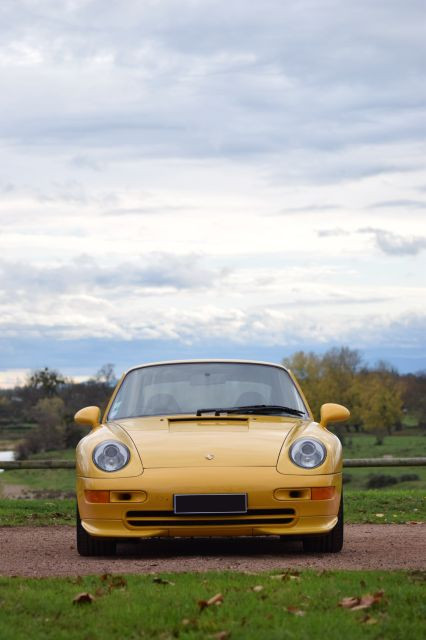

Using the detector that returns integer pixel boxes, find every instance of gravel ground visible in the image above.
[0,524,425,576]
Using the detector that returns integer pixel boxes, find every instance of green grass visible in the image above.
[0,571,425,639]
[345,489,426,523]
[0,489,424,526]
[343,433,425,457]
[0,498,74,525]
[0,449,75,495]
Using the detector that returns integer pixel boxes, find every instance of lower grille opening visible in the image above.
[125,508,296,528]
[127,517,294,527]
[127,508,295,518]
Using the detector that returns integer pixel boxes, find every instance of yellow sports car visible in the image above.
[75,359,349,556]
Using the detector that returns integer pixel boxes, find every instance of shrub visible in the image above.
[398,473,420,483]
[342,473,352,484]
[366,474,399,489]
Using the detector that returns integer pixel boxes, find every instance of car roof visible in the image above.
[124,359,290,376]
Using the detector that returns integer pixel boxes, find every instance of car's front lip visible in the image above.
[77,467,342,538]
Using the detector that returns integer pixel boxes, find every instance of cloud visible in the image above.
[0,1,425,376]
[316,228,350,237]
[369,199,426,210]
[316,227,426,256]
[0,254,227,295]
[278,204,341,215]
[103,205,192,217]
[0,0,425,184]
[359,228,426,256]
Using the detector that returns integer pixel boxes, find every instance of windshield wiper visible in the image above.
[196,404,305,417]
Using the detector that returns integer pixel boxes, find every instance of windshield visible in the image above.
[108,362,309,420]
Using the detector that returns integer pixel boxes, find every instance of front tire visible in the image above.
[303,494,344,553]
[76,507,116,557]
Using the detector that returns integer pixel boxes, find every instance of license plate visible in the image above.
[174,493,247,515]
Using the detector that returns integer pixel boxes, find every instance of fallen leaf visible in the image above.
[100,573,112,582]
[109,576,127,590]
[181,619,191,626]
[152,577,175,586]
[212,632,230,640]
[252,585,264,592]
[375,513,385,518]
[198,593,224,611]
[361,615,378,625]
[72,592,95,605]
[339,597,359,609]
[270,571,300,582]
[339,591,384,611]
[406,521,422,525]
[286,606,306,617]
[99,574,127,591]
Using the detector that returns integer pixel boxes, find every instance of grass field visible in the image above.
[0,570,424,639]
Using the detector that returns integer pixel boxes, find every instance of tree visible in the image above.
[358,368,403,444]
[94,363,117,387]
[284,347,363,441]
[400,371,426,430]
[283,350,323,417]
[27,367,66,397]
[16,397,66,458]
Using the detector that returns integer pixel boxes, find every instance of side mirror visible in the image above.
[74,406,101,428]
[320,403,350,428]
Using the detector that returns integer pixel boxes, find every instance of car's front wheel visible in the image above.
[76,507,116,557]
[302,494,344,553]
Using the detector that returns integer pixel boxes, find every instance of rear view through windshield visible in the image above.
[108,362,308,420]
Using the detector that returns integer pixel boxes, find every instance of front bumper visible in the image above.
[77,467,342,539]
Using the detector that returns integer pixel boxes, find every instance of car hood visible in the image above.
[112,415,303,468]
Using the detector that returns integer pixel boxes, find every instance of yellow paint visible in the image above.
[319,403,351,428]
[75,359,348,540]
[74,406,101,428]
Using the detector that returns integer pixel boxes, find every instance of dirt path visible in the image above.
[0,524,425,576]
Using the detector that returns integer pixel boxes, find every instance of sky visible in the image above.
[0,0,425,386]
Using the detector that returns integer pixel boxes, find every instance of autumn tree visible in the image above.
[400,371,426,430]
[284,347,363,440]
[358,366,403,444]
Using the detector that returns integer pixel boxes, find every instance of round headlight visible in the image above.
[289,438,326,469]
[93,441,130,472]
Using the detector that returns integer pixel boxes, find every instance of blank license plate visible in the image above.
[174,493,247,514]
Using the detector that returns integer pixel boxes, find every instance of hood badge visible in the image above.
[205,453,215,460]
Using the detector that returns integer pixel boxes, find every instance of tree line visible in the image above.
[0,349,424,458]
[0,364,116,458]
[283,347,425,443]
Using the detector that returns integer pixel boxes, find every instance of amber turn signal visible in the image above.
[85,490,110,503]
[311,487,335,500]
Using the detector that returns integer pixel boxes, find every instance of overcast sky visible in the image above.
[1,0,425,385]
